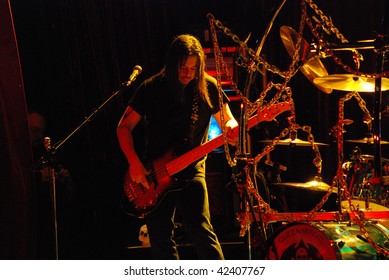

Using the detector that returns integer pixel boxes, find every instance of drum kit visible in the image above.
[208,2,389,260]
[251,25,389,260]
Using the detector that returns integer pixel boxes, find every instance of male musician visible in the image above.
[117,34,238,259]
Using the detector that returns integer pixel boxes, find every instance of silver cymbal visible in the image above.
[280,26,332,94]
[272,181,337,193]
[258,138,328,146]
[313,74,389,92]
[341,199,389,211]
[345,137,389,144]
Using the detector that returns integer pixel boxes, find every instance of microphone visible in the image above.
[44,137,51,152]
[125,65,142,86]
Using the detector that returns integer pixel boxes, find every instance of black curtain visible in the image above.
[0,0,35,259]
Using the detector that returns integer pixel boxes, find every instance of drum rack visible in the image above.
[253,210,389,224]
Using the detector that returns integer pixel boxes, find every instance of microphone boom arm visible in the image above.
[53,66,142,151]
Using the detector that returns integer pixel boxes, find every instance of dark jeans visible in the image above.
[145,176,224,260]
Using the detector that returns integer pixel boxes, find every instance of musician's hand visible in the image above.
[226,119,239,146]
[129,161,150,189]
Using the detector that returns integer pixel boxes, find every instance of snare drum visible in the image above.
[267,222,389,260]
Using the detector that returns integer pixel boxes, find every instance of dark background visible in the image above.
[6,0,389,259]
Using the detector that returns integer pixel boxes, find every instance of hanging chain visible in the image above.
[209,15,238,167]
[334,91,389,257]
[305,0,389,78]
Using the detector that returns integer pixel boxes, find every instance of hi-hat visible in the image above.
[313,74,389,92]
[258,138,328,146]
[280,26,332,94]
[345,137,389,144]
[273,181,337,193]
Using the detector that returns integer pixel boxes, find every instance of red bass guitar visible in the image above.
[122,102,291,218]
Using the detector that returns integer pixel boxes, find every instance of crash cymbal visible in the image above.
[345,137,389,144]
[313,74,389,92]
[258,138,329,146]
[280,26,332,94]
[273,181,337,193]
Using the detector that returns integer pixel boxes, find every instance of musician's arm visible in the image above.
[212,103,239,146]
[117,105,149,188]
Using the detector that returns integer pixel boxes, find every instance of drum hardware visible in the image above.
[253,210,389,225]
[280,25,332,94]
[330,90,375,212]
[208,2,389,259]
[342,153,389,209]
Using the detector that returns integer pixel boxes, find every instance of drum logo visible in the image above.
[268,223,337,260]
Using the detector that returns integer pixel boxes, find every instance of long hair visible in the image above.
[161,34,212,107]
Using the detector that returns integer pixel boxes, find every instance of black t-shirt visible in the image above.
[129,73,229,179]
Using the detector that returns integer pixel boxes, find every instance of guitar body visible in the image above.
[122,102,292,218]
[122,150,183,218]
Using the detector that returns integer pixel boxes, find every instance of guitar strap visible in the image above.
[185,92,200,144]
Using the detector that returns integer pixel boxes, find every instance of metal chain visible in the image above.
[207,13,298,79]
[335,91,389,257]
[209,15,237,167]
[305,0,389,78]
[209,1,389,256]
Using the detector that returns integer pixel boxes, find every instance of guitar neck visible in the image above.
[165,102,290,176]
[166,134,225,175]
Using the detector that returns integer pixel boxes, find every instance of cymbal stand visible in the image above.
[208,14,266,260]
[332,91,373,214]
[325,35,389,203]
[236,0,288,258]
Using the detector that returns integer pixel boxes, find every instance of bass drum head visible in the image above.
[267,223,339,259]
[267,222,389,260]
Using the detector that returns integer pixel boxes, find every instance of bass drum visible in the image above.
[267,222,389,260]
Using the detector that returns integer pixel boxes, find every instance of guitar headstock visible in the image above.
[246,102,292,130]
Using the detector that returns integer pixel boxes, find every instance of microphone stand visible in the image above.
[41,136,59,260]
[30,69,141,259]
[53,73,140,151]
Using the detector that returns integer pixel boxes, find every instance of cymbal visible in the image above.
[341,199,389,211]
[313,74,389,92]
[273,181,337,193]
[345,137,389,144]
[280,26,332,94]
[258,138,329,146]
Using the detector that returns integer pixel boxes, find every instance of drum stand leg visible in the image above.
[233,162,268,260]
